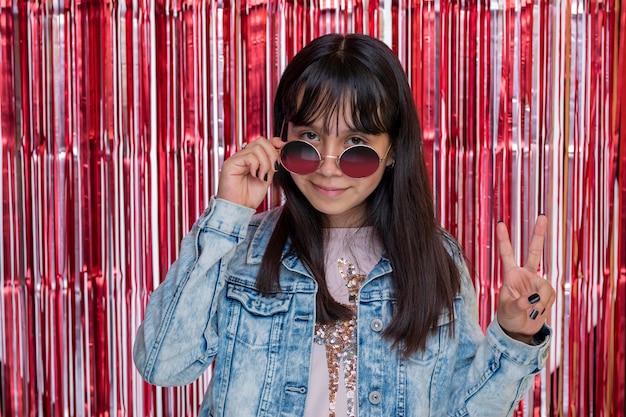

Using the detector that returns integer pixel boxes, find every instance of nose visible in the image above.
[316,147,342,176]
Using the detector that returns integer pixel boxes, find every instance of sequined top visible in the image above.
[304,227,383,417]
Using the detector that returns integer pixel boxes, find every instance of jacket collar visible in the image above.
[244,206,393,287]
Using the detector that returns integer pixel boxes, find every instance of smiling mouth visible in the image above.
[313,184,347,196]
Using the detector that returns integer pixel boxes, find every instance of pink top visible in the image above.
[304,227,384,417]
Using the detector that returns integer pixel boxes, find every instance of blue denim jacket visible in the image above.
[133,198,551,417]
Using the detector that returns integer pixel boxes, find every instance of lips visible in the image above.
[312,183,348,197]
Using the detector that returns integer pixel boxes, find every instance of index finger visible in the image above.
[496,221,518,273]
[524,215,548,273]
[269,136,287,150]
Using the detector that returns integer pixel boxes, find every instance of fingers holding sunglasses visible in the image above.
[269,136,287,151]
[243,140,278,180]
[216,137,281,209]
[268,136,287,171]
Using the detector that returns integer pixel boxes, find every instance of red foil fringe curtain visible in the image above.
[0,0,624,416]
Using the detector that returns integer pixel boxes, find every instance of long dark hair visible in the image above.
[256,33,461,357]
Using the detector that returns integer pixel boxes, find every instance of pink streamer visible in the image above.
[615,0,626,413]
[0,1,623,416]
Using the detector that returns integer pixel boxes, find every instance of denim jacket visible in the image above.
[133,198,551,417]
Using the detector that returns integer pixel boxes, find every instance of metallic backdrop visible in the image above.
[1,0,624,416]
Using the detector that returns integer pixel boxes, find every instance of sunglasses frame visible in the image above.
[280,139,391,178]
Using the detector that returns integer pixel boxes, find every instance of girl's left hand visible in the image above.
[495,215,555,343]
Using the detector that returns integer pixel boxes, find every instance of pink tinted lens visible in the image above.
[338,146,381,178]
[280,141,321,175]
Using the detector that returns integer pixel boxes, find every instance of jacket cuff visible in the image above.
[487,317,551,371]
[197,197,256,238]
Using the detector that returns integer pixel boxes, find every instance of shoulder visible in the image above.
[438,228,466,266]
[249,206,283,230]
[241,206,285,257]
[437,229,475,298]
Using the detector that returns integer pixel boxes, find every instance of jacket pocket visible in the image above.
[225,283,292,347]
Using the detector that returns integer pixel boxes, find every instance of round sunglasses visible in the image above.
[280,140,391,178]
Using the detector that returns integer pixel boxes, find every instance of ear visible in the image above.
[385,150,395,167]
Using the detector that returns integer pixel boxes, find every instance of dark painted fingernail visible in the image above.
[263,172,268,182]
[541,308,546,315]
[255,168,260,178]
[530,309,539,320]
[274,161,279,171]
[498,219,503,223]
[528,293,541,304]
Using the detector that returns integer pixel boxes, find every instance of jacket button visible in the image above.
[368,390,382,404]
[370,319,384,332]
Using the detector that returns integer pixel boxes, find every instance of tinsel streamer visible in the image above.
[551,2,580,415]
[529,1,547,414]
[412,0,439,194]
[151,1,213,415]
[0,1,624,416]
[475,1,495,333]
[439,0,453,238]
[616,0,626,414]
[463,1,479,279]
[0,4,26,415]
[542,1,564,414]
[223,0,243,177]
[600,3,623,412]
[584,2,610,414]
[570,0,586,413]
[240,0,268,143]
[368,0,381,37]
[405,0,425,140]
[564,0,577,414]
[281,0,302,57]
[491,0,509,329]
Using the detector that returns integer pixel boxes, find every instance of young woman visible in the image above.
[133,33,555,417]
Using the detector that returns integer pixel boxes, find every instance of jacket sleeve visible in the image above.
[132,198,256,386]
[447,240,551,417]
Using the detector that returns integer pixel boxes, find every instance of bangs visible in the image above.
[281,60,398,136]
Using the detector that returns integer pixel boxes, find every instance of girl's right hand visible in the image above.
[216,137,285,209]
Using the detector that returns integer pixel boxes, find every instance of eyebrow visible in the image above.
[291,121,369,137]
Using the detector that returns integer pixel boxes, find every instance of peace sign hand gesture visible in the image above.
[496,215,555,344]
